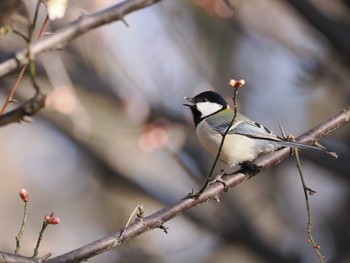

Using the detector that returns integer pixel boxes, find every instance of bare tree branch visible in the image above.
[0,92,46,127]
[0,0,162,78]
[0,251,36,263]
[1,106,347,263]
[48,106,350,263]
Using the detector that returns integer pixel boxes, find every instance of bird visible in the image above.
[184,91,327,170]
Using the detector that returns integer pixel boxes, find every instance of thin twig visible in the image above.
[30,0,43,42]
[124,204,144,228]
[33,213,53,258]
[197,87,239,194]
[12,29,30,42]
[33,221,48,258]
[0,14,49,115]
[294,148,325,262]
[0,65,27,115]
[223,0,235,12]
[15,202,28,254]
[0,0,162,78]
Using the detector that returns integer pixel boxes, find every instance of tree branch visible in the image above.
[0,92,46,127]
[48,106,350,263]
[0,0,162,78]
[0,251,36,263]
[1,106,347,263]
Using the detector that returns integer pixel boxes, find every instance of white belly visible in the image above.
[196,121,263,167]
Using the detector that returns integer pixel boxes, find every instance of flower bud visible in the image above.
[229,79,245,88]
[237,79,245,86]
[44,214,60,225]
[19,188,29,202]
[44,214,52,221]
[49,217,60,225]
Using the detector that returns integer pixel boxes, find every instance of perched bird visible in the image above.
[184,91,326,169]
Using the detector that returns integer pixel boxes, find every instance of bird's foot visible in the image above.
[187,188,201,199]
[240,161,261,174]
[209,172,229,192]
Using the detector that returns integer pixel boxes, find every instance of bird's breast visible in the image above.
[196,120,258,166]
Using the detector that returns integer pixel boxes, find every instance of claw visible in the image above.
[214,176,229,192]
[209,173,229,192]
[240,161,261,174]
[187,188,200,199]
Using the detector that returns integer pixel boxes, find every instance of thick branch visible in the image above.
[0,252,36,263]
[1,106,345,263]
[0,0,161,78]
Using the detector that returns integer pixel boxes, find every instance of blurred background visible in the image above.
[0,0,349,262]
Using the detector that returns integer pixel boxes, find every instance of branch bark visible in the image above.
[0,0,161,78]
[0,93,46,127]
[0,252,36,263]
[1,106,348,263]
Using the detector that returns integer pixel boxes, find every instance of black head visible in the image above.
[184,91,228,126]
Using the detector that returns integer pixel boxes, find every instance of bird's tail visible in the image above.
[277,140,337,158]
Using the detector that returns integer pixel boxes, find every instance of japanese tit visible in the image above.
[184,91,325,169]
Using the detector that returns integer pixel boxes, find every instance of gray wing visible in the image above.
[213,119,330,152]
[214,120,282,142]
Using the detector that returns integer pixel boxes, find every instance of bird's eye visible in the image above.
[203,98,208,102]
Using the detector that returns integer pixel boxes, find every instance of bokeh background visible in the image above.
[0,0,349,262]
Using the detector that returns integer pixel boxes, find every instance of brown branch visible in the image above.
[0,0,162,78]
[0,15,49,115]
[48,106,349,263]
[0,252,36,263]
[1,106,346,263]
[0,93,46,127]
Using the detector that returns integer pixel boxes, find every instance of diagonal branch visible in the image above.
[2,106,347,263]
[49,107,350,263]
[0,0,162,78]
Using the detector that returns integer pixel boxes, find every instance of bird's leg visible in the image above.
[208,168,229,191]
[187,169,229,199]
[187,188,200,199]
[208,162,262,192]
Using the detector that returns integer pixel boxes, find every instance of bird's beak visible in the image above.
[183,96,195,107]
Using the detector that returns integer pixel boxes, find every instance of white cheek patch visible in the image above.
[196,102,223,118]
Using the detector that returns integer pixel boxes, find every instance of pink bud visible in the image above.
[229,79,245,88]
[49,217,60,225]
[44,214,52,221]
[237,79,245,86]
[19,189,29,202]
[45,214,60,225]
